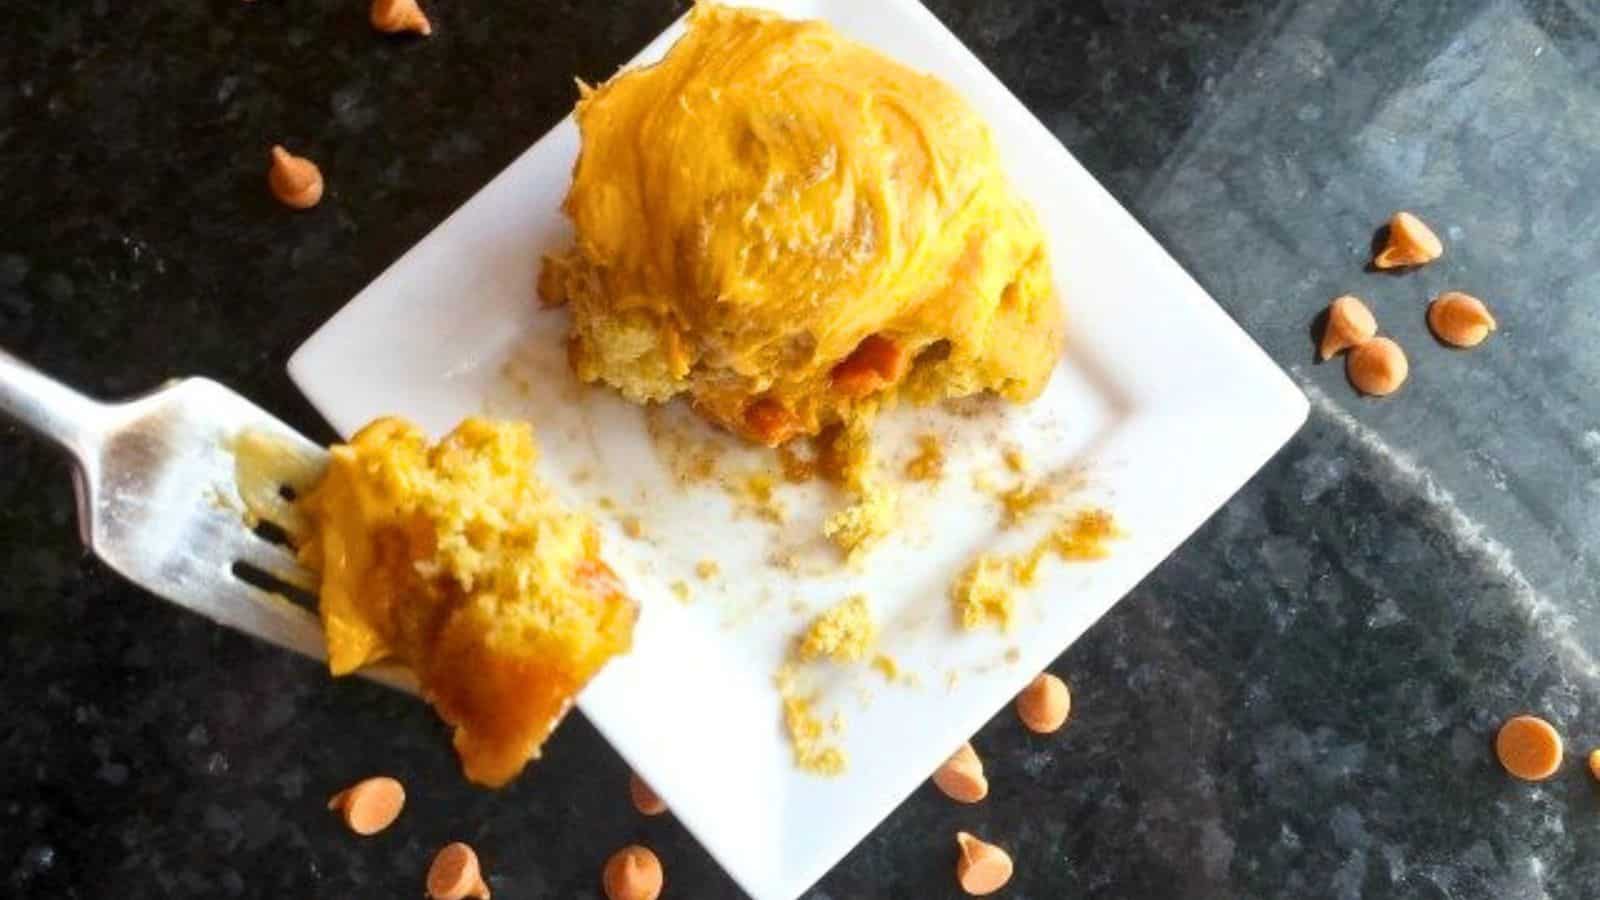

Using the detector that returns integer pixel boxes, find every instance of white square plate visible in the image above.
[288,1,1307,896]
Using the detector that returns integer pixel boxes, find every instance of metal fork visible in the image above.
[0,347,415,692]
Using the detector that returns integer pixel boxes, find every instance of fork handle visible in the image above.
[0,347,109,458]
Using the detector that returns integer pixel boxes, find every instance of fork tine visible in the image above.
[228,529,320,593]
[185,574,421,696]
[181,574,329,661]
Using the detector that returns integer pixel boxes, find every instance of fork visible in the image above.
[0,347,416,692]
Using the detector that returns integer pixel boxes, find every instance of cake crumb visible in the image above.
[951,554,1015,631]
[670,580,691,603]
[734,472,787,523]
[1001,444,1027,474]
[776,443,817,483]
[695,559,721,580]
[998,481,1054,528]
[904,433,945,482]
[824,481,897,561]
[621,515,645,539]
[1015,508,1118,585]
[795,595,875,663]
[775,664,847,776]
[871,653,901,682]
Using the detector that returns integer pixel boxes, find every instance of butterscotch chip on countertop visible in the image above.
[955,831,1013,896]
[1346,337,1408,397]
[371,0,431,35]
[1427,292,1497,348]
[326,775,405,835]
[267,145,323,210]
[628,772,666,816]
[932,742,988,804]
[1318,295,1377,361]
[1016,672,1070,734]
[602,845,663,900]
[1496,715,1562,781]
[1373,211,1443,269]
[427,842,490,900]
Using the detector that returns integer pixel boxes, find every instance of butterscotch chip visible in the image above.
[955,831,1013,896]
[1373,211,1443,269]
[427,842,490,900]
[1346,337,1408,397]
[629,772,667,816]
[931,742,988,804]
[370,0,432,35]
[326,775,405,835]
[1427,292,1496,348]
[602,845,663,900]
[1496,715,1562,781]
[1318,295,1377,361]
[267,145,323,210]
[1016,673,1070,734]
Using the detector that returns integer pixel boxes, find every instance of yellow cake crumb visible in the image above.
[904,433,945,482]
[871,653,902,682]
[695,559,721,580]
[733,472,787,524]
[951,554,1016,630]
[998,480,1055,528]
[796,595,876,663]
[774,664,847,775]
[1002,444,1027,474]
[670,580,692,603]
[823,481,897,562]
[950,509,1119,630]
[621,515,645,539]
[1015,508,1118,585]
[782,694,848,775]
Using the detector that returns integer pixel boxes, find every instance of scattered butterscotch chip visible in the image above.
[629,772,667,817]
[326,775,405,835]
[955,831,1013,896]
[1496,715,1562,781]
[1373,211,1443,269]
[621,515,644,539]
[932,742,989,804]
[602,845,663,900]
[695,559,721,580]
[427,842,490,900]
[1319,295,1378,361]
[267,145,323,210]
[1346,337,1408,397]
[1016,672,1070,734]
[1427,291,1497,348]
[370,0,432,35]
[1588,748,1600,783]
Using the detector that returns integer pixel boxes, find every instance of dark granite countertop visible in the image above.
[5,1,1599,897]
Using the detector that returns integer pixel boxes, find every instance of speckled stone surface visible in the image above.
[4,1,1599,897]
